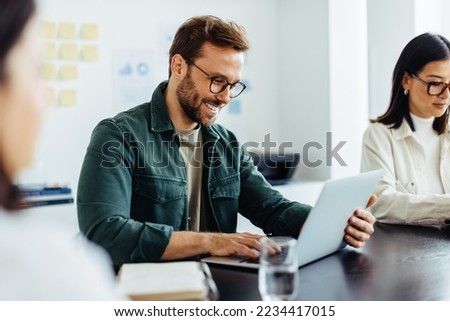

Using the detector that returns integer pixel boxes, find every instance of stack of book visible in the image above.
[18,186,74,208]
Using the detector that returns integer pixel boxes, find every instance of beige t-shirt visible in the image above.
[178,127,204,231]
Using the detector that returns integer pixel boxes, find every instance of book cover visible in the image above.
[118,261,215,301]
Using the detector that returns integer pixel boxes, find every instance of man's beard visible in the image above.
[176,72,221,126]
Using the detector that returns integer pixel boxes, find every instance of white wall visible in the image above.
[414,0,444,35]
[278,0,368,180]
[329,0,368,178]
[278,0,331,180]
[444,1,450,33]
[367,0,415,119]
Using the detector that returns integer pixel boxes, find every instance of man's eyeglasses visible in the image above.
[188,61,246,98]
[410,73,450,96]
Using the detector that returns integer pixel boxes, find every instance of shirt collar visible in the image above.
[149,81,176,133]
[392,119,414,140]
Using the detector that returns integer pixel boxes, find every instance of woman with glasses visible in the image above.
[361,32,450,226]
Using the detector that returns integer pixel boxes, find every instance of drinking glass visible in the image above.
[258,236,298,301]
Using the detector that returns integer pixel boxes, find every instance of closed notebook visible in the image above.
[117,261,213,301]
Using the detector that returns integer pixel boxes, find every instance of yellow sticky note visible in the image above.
[59,65,79,80]
[43,42,57,60]
[80,45,99,61]
[59,89,77,107]
[58,22,77,39]
[59,43,78,60]
[80,23,99,39]
[40,21,57,38]
[40,63,57,80]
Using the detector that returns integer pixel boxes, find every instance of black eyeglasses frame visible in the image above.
[187,60,246,99]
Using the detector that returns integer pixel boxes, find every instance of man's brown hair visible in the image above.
[168,15,250,77]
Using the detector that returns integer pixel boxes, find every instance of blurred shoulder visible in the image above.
[0,211,124,300]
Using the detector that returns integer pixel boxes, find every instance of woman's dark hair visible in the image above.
[0,0,36,210]
[373,32,450,134]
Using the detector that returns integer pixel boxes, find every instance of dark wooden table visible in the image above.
[208,223,450,300]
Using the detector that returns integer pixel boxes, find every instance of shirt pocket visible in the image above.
[131,174,187,228]
[395,180,416,194]
[210,173,240,199]
[209,173,240,229]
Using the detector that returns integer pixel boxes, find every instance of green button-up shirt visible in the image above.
[77,81,311,268]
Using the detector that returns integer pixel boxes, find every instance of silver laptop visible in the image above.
[201,170,382,269]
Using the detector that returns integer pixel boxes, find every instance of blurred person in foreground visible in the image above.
[0,0,121,299]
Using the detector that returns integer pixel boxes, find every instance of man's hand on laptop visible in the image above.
[344,194,377,248]
[161,231,278,261]
[206,233,279,258]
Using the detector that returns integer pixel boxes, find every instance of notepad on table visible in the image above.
[118,261,215,301]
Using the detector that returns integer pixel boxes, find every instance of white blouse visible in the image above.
[360,119,450,226]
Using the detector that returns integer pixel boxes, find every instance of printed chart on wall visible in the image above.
[112,49,155,111]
